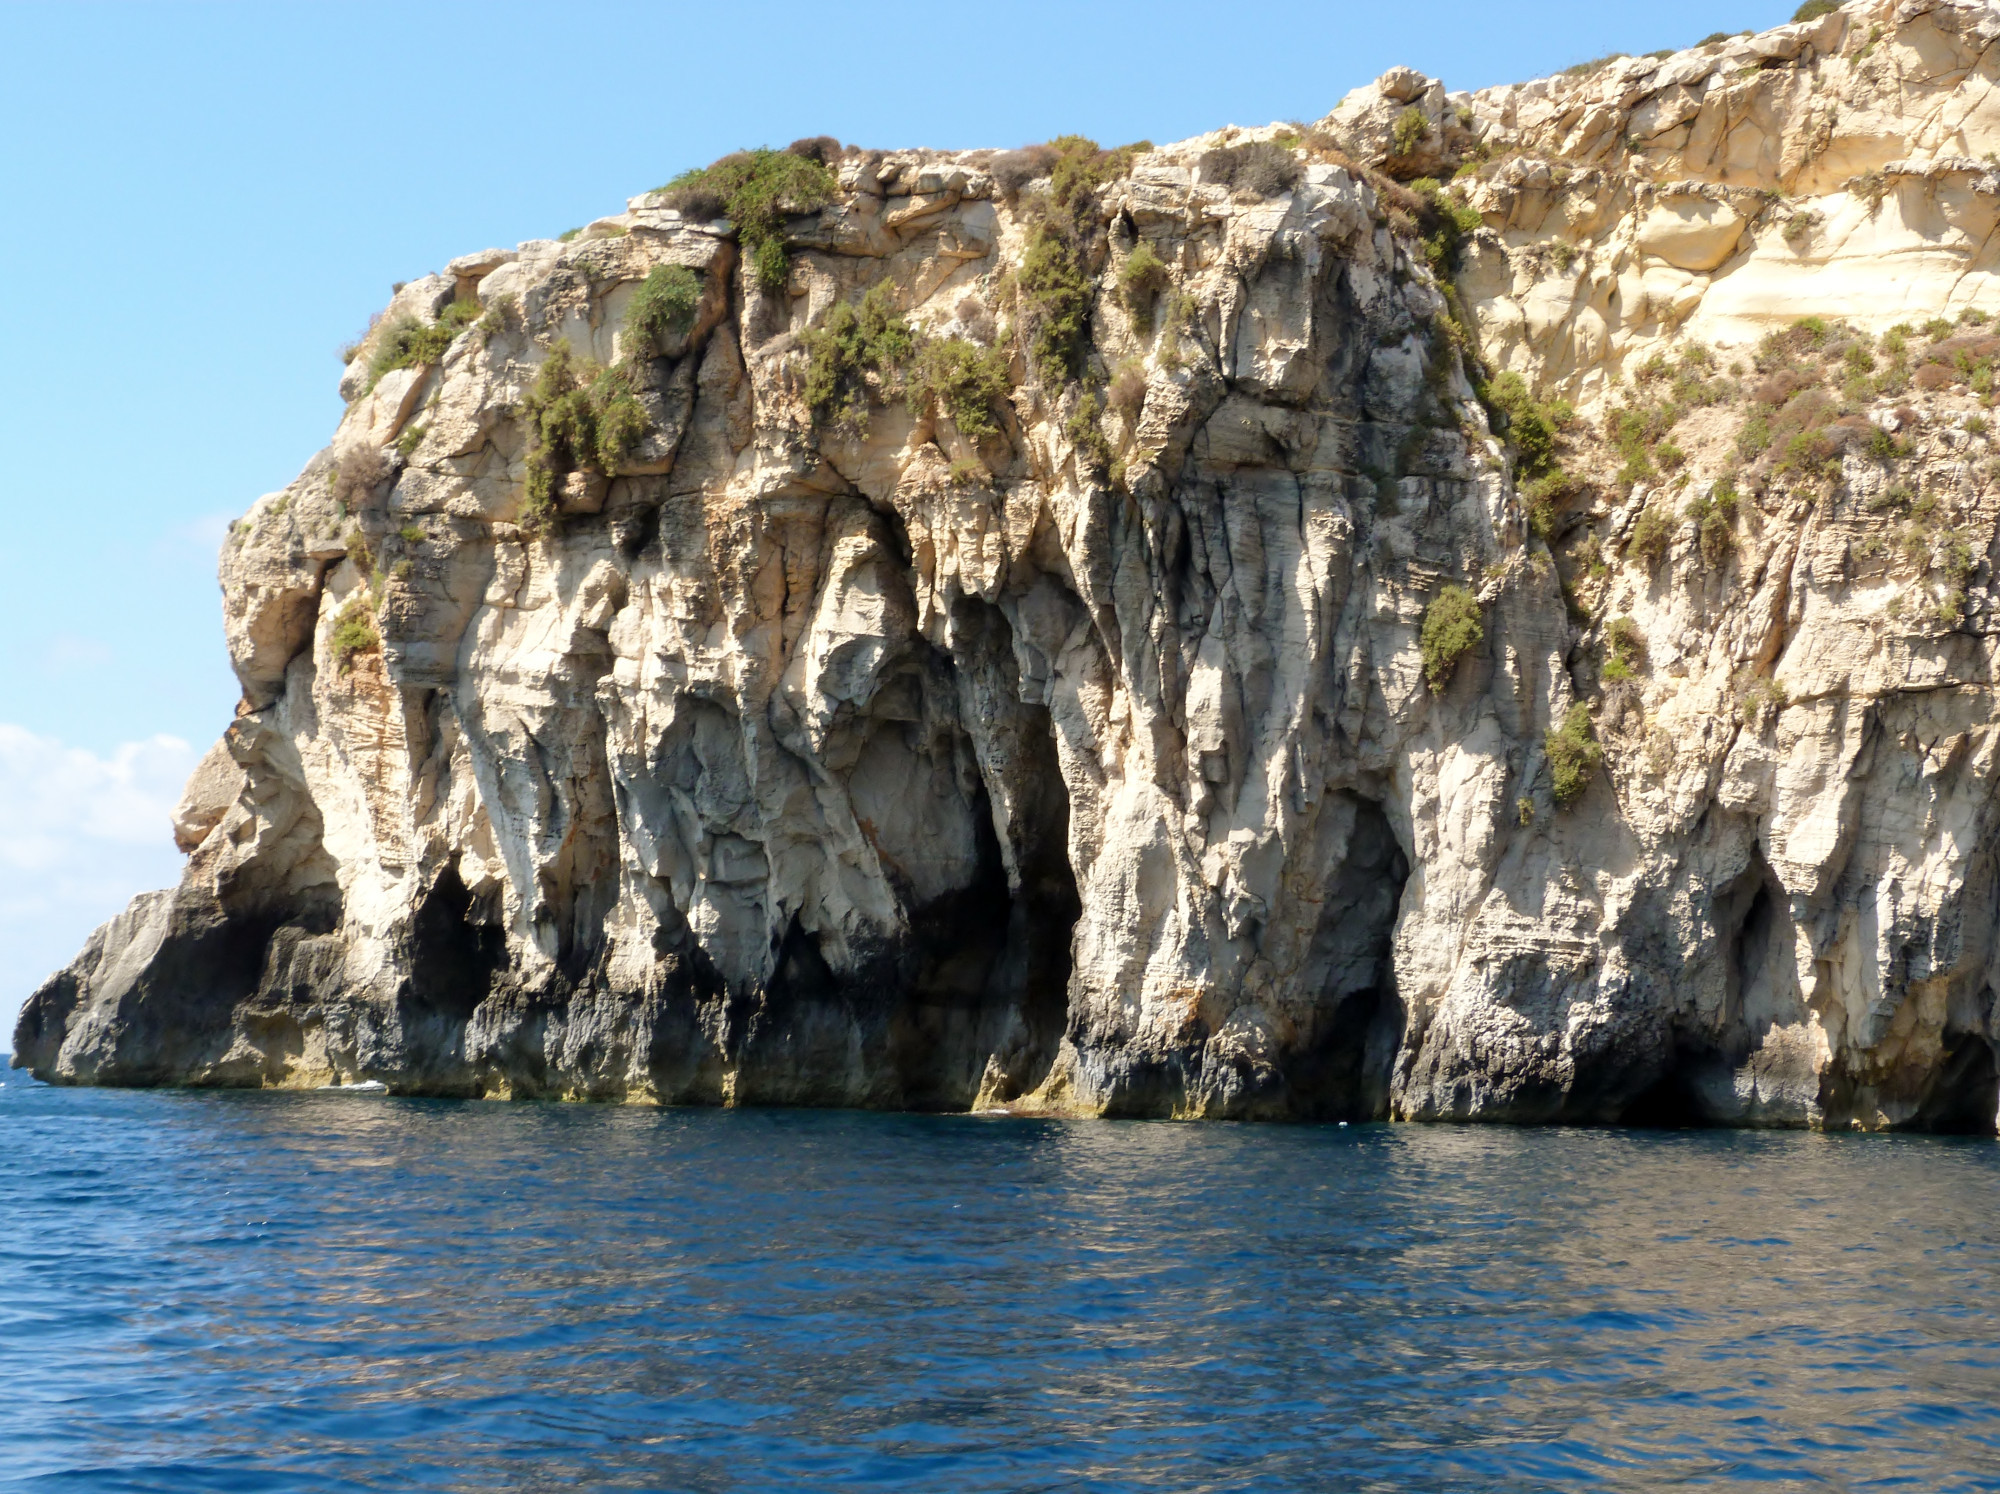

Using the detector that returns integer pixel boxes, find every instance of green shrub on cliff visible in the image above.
[1523,469,1579,542]
[1408,178,1483,275]
[1686,480,1739,565]
[1065,387,1115,474]
[802,282,914,434]
[803,283,1018,440]
[366,297,480,391]
[1738,671,1791,727]
[625,264,703,354]
[330,596,379,673]
[1480,372,1570,480]
[1735,406,1772,459]
[1015,224,1094,386]
[1421,585,1484,691]
[520,341,647,531]
[1629,504,1673,568]
[1546,703,1602,804]
[1606,399,1679,487]
[475,293,519,349]
[1004,136,1147,388]
[908,335,1012,440]
[658,147,835,289]
[1119,239,1169,310]
[1601,616,1644,682]
[1391,107,1427,158]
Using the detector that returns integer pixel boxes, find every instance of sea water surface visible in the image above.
[3,1079,1999,1492]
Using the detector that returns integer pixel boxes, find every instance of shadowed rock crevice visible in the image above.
[729,696,1080,1111]
[1072,791,1409,1121]
[1621,846,1812,1128]
[1619,1043,1727,1129]
[1910,1033,2000,1135]
[405,858,507,1025]
[1284,794,1411,1120]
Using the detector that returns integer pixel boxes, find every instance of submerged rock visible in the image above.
[19,1,2000,1130]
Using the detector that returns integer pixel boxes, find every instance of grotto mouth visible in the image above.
[1614,846,1812,1129]
[722,676,1082,1113]
[1102,789,1410,1122]
[1910,1034,2000,1137]
[1282,791,1411,1122]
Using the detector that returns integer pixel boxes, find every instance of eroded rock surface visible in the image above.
[18,0,2000,1130]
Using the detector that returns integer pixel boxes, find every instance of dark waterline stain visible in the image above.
[3,1082,2000,1491]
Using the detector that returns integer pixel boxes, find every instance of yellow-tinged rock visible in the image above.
[1636,196,1747,272]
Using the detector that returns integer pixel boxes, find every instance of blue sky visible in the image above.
[0,0,1803,1041]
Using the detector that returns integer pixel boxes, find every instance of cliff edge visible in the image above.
[19,0,2000,1129]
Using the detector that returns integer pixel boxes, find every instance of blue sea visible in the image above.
[3,1078,1999,1491]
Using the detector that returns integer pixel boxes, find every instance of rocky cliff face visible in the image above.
[20,0,2000,1130]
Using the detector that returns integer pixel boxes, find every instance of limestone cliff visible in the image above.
[20,0,2000,1129]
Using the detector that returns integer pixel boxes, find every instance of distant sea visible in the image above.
[4,1075,1999,1491]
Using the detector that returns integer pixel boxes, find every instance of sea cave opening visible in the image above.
[1285,792,1411,1121]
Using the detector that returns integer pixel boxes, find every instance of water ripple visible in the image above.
[3,1087,2000,1490]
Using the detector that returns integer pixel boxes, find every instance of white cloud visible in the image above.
[0,724,199,1050]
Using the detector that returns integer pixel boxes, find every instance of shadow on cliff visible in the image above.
[1618,844,2000,1136]
[1089,792,1410,1122]
[732,694,1080,1112]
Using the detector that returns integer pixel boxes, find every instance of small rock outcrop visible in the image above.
[18,0,2000,1131]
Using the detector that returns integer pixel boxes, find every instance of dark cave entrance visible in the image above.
[1619,1050,1723,1129]
[1284,793,1411,1121]
[742,737,1081,1111]
[1911,1035,2000,1135]
[406,857,506,1025]
[1621,847,1802,1128]
[888,737,1080,1109]
[738,619,1083,1113]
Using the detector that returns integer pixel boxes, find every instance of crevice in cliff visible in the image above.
[942,597,1082,1105]
[744,735,1077,1110]
[888,782,1031,1108]
[1284,792,1409,1120]
[1909,1030,2000,1135]
[1620,1041,1724,1129]
[405,857,507,1025]
[726,607,1081,1110]
[1623,845,1807,1127]
[1723,859,1798,1040]
[913,704,1080,1109]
